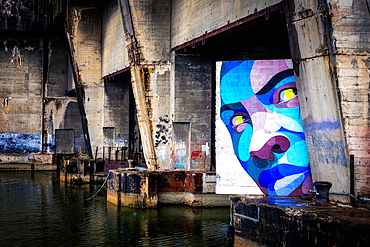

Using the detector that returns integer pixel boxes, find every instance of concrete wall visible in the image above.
[103,79,130,150]
[172,55,212,170]
[102,0,130,77]
[44,38,83,153]
[0,38,44,153]
[0,35,85,157]
[130,0,171,63]
[330,0,370,197]
[171,0,281,48]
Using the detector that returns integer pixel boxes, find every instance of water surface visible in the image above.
[0,171,230,246]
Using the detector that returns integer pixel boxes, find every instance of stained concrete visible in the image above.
[232,195,370,247]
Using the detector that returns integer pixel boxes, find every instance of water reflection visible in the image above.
[0,171,230,246]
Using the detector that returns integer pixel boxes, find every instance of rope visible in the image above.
[52,175,60,183]
[85,174,109,201]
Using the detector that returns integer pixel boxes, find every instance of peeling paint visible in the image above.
[306,135,347,167]
[9,46,23,67]
[156,144,168,163]
[303,120,340,133]
[172,140,187,169]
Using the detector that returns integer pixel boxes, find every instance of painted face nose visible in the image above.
[250,135,290,161]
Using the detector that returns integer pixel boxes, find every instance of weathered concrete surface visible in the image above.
[103,79,131,150]
[0,154,55,170]
[0,38,44,153]
[149,65,172,169]
[130,0,171,64]
[0,163,56,170]
[101,0,130,77]
[44,37,84,153]
[107,170,158,208]
[171,0,281,48]
[232,196,370,247]
[285,0,350,201]
[329,0,370,198]
[118,0,172,169]
[121,171,158,208]
[172,55,212,170]
[158,192,229,207]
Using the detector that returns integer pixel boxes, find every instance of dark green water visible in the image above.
[0,171,231,247]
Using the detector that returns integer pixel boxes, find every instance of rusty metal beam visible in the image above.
[118,0,158,170]
[171,2,284,52]
[64,22,93,159]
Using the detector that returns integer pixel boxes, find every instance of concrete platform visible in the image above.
[0,154,56,170]
[231,196,370,247]
[107,169,230,208]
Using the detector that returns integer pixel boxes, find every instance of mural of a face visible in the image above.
[220,60,312,196]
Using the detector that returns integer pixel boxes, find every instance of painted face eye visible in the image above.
[279,88,297,103]
[231,115,249,126]
[230,112,251,133]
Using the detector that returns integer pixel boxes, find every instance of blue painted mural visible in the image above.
[0,134,55,154]
[219,60,312,196]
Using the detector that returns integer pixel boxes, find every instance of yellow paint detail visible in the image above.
[234,116,244,125]
[284,88,296,99]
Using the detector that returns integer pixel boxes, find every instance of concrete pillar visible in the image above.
[71,7,103,157]
[284,0,350,201]
[119,0,171,170]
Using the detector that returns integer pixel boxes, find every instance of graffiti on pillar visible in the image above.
[10,46,23,67]
[216,59,312,196]
[154,115,171,147]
